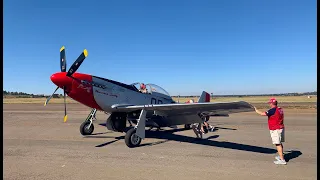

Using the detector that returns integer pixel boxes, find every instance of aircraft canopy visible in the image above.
[146,83,170,96]
[130,82,170,96]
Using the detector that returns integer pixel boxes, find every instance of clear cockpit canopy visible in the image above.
[146,83,170,96]
[130,82,170,96]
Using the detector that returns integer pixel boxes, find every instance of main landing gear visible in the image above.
[80,108,97,135]
[79,108,147,148]
[125,109,147,148]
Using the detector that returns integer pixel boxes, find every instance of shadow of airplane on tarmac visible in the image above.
[86,126,279,154]
[284,150,303,162]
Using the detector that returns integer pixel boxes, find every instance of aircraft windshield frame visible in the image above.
[130,82,142,91]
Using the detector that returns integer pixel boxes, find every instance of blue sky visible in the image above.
[4,0,316,95]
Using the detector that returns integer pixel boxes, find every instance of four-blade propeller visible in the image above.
[44,46,88,123]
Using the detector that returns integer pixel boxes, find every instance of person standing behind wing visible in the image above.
[187,99,202,138]
[254,98,286,165]
[202,116,215,133]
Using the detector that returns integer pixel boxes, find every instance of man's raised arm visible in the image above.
[254,107,267,116]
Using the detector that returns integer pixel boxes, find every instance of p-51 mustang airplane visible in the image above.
[45,46,254,148]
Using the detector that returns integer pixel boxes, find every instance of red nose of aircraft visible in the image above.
[50,72,73,90]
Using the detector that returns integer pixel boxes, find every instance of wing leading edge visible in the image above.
[111,101,254,116]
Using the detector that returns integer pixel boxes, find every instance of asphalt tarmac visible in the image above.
[3,104,317,180]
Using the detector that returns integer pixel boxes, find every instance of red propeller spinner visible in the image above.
[50,72,73,91]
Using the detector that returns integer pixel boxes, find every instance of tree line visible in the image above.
[172,91,317,97]
[3,90,62,98]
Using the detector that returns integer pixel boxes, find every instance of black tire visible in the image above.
[80,121,94,135]
[203,125,208,133]
[125,128,142,148]
[184,124,191,130]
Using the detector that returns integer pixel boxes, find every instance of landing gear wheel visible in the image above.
[125,128,142,148]
[203,126,208,134]
[80,121,94,135]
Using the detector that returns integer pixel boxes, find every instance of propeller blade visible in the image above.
[44,86,59,106]
[60,46,67,72]
[63,87,68,122]
[66,49,88,77]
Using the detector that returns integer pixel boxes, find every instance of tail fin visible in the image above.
[198,91,211,103]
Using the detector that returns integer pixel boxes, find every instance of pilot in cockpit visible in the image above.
[140,83,147,93]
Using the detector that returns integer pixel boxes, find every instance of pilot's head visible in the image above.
[140,83,146,90]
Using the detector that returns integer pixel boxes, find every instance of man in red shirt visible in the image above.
[254,98,286,165]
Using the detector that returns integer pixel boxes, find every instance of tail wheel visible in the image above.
[125,128,142,148]
[80,121,94,135]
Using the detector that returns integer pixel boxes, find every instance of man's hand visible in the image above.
[253,106,266,116]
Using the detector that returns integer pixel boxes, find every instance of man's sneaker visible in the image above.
[275,154,285,161]
[274,159,287,165]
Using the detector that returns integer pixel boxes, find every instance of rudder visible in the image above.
[198,91,210,103]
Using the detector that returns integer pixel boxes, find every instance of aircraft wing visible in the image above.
[111,101,254,116]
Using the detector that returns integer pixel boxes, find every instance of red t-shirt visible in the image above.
[265,106,284,130]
